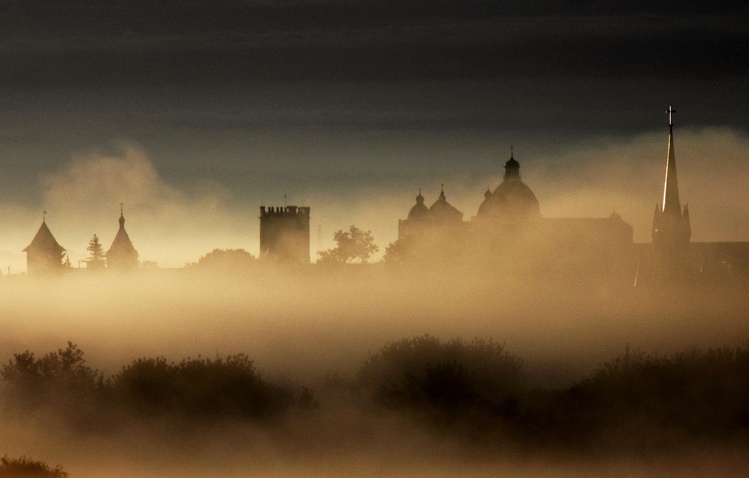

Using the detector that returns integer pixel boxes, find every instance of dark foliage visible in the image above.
[317,225,379,265]
[4,339,749,453]
[356,335,524,417]
[0,344,302,428]
[188,249,257,274]
[109,354,294,420]
[0,456,68,478]
[357,337,749,449]
[512,346,749,450]
[571,346,749,438]
[0,342,103,410]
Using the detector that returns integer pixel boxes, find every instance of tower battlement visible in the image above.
[259,205,311,264]
[260,205,311,217]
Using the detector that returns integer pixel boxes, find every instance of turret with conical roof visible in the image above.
[107,206,139,272]
[23,214,66,276]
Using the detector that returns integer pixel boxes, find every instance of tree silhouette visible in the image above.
[357,335,523,414]
[0,456,68,477]
[1,342,103,410]
[188,248,257,273]
[109,354,294,419]
[86,234,105,270]
[317,225,379,264]
[382,238,411,265]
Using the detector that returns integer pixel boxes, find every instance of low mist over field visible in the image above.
[1,268,749,476]
[3,269,749,381]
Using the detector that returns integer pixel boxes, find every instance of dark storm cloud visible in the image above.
[0,0,747,87]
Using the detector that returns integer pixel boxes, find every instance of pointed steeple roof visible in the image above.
[107,207,138,269]
[651,107,692,282]
[429,184,463,221]
[23,218,64,253]
[662,106,681,215]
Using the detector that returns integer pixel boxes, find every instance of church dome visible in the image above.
[490,180,541,217]
[477,188,493,216]
[407,190,429,220]
[478,152,541,218]
[429,187,463,222]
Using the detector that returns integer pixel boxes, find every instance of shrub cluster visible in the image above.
[356,335,523,415]
[355,337,749,449]
[3,339,749,453]
[109,354,292,420]
[1,343,297,425]
[0,456,68,478]
[567,347,749,438]
[0,342,103,412]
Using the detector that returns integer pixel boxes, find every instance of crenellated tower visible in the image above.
[259,205,311,264]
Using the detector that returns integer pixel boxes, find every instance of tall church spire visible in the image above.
[662,106,681,215]
[651,106,692,283]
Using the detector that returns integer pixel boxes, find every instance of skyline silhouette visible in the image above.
[4,112,745,280]
[1,2,748,272]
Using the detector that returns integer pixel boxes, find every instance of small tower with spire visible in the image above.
[23,212,66,276]
[651,106,692,281]
[107,204,139,272]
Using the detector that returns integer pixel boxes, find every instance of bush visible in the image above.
[109,354,294,420]
[0,456,68,478]
[189,249,257,274]
[568,346,749,437]
[357,335,523,415]
[1,342,103,409]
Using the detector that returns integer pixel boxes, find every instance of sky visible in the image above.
[1,0,748,271]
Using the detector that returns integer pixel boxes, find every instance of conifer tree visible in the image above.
[87,234,106,270]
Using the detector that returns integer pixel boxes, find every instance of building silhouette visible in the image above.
[397,151,635,281]
[650,106,692,281]
[476,149,541,219]
[259,205,310,264]
[23,216,65,275]
[107,208,139,271]
[637,107,749,286]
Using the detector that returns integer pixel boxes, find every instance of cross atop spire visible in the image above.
[43,211,47,223]
[118,203,126,227]
[666,105,676,127]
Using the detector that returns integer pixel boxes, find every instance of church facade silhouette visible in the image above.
[397,109,749,286]
[396,150,635,282]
